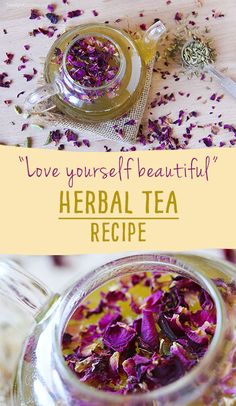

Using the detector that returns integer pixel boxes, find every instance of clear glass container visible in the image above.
[24,22,166,122]
[0,254,235,405]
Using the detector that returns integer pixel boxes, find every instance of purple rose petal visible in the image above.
[98,311,121,332]
[29,9,42,20]
[67,9,84,18]
[143,290,163,312]
[0,72,12,88]
[46,12,59,24]
[141,310,159,350]
[103,322,136,352]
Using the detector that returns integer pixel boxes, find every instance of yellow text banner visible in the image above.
[0,146,235,254]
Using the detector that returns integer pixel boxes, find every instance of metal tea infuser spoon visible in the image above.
[181,39,236,99]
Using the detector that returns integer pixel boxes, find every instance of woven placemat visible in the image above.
[33,58,155,145]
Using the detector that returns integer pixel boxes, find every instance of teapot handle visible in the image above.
[24,81,60,114]
[0,260,53,319]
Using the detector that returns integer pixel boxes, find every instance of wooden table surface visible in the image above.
[0,0,236,151]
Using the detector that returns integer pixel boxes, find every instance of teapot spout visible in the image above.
[143,20,166,45]
[141,20,166,63]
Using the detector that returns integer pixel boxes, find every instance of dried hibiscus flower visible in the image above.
[62,272,217,394]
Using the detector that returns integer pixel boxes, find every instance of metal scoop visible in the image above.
[181,39,236,100]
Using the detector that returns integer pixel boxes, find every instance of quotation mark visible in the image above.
[19,156,25,163]
[213,156,218,163]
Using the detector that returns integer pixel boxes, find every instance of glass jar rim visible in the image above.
[54,254,227,404]
[62,32,125,92]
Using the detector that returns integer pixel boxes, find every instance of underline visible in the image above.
[58,217,179,220]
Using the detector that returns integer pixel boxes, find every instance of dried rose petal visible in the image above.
[47,3,56,12]
[130,296,141,314]
[103,322,136,352]
[202,136,213,147]
[143,290,163,312]
[191,309,216,325]
[65,129,78,142]
[29,9,42,20]
[140,23,147,31]
[24,74,34,82]
[48,129,63,145]
[23,68,37,82]
[4,99,12,105]
[21,55,29,63]
[151,355,185,386]
[83,139,90,147]
[46,12,59,24]
[74,141,82,148]
[105,289,127,304]
[175,12,183,21]
[140,310,159,350]
[99,311,121,332]
[31,26,57,38]
[67,9,84,18]
[4,52,14,65]
[170,342,196,370]
[124,119,136,126]
[109,351,120,374]
[18,65,26,71]
[62,333,72,346]
[71,304,88,320]
[0,72,12,88]
[122,358,136,377]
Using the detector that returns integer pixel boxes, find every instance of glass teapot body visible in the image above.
[24,22,166,122]
[1,254,236,406]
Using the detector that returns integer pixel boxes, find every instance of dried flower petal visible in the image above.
[67,9,84,18]
[0,72,12,88]
[109,351,120,374]
[103,322,136,352]
[65,129,78,142]
[4,52,14,65]
[141,310,159,350]
[46,12,59,24]
[143,290,163,312]
[29,9,42,20]
[99,311,121,332]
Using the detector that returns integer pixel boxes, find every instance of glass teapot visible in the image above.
[24,21,166,122]
[1,254,236,406]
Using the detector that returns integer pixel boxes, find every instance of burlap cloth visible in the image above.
[33,58,155,145]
